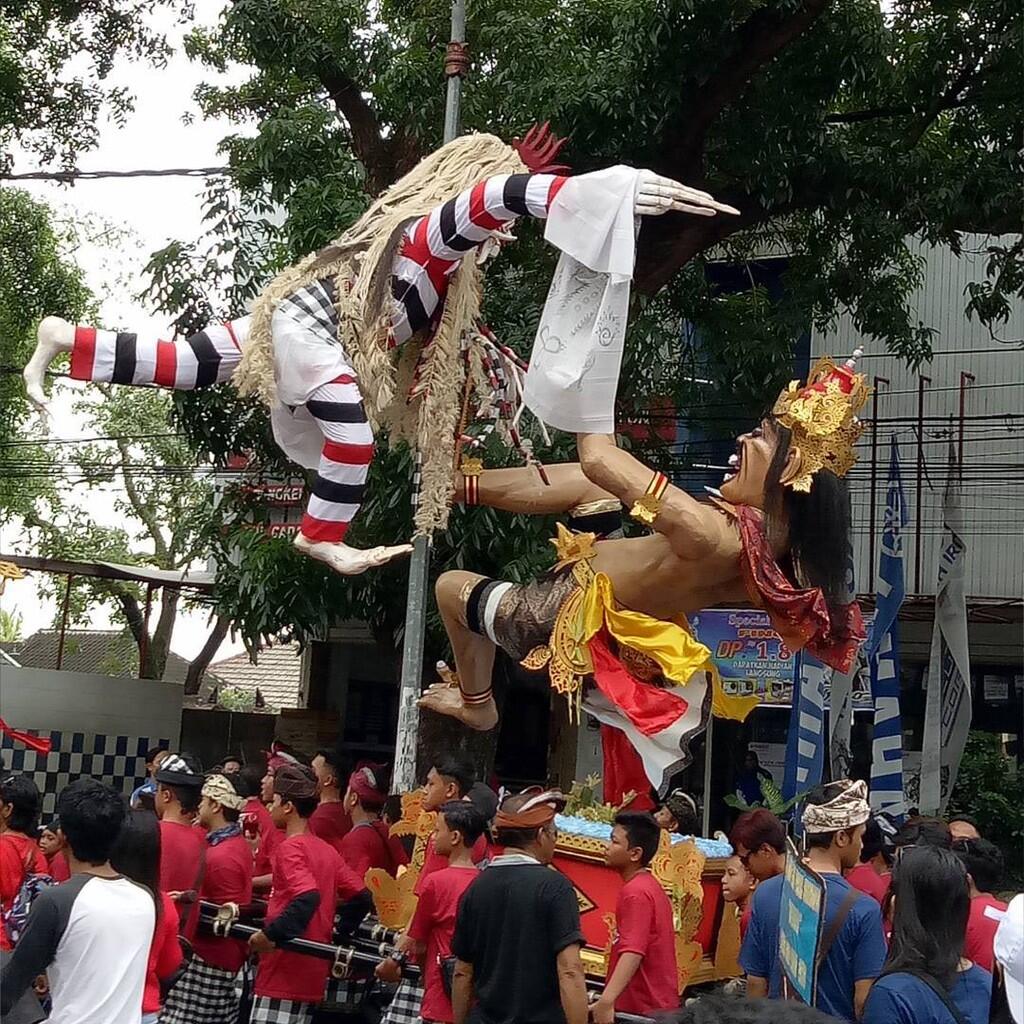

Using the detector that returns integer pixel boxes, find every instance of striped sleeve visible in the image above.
[390,172,567,341]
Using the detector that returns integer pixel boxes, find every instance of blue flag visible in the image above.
[784,650,829,833]
[867,437,908,817]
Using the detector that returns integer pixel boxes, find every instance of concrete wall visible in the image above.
[0,665,182,813]
[179,708,277,771]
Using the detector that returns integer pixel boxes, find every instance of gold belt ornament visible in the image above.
[521,527,760,724]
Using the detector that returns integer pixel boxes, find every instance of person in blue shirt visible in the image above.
[740,779,887,1022]
[862,845,992,1024]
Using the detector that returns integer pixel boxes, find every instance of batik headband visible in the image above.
[801,779,870,833]
[348,764,388,809]
[493,788,567,830]
[202,774,247,811]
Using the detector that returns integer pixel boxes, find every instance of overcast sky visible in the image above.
[1,4,250,662]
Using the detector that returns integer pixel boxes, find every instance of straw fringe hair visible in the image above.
[234,133,527,428]
[412,257,482,536]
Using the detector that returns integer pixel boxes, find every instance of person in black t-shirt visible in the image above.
[451,789,586,1024]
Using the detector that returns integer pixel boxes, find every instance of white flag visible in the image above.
[920,442,971,814]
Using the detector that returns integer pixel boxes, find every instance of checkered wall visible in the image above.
[1,731,171,815]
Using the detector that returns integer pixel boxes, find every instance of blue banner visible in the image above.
[867,437,908,817]
[783,651,829,827]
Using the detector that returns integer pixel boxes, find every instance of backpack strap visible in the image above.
[889,970,970,1024]
[816,886,861,966]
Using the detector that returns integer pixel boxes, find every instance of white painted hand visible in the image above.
[634,170,740,218]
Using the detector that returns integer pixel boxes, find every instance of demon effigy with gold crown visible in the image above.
[23,126,734,576]
[422,348,869,796]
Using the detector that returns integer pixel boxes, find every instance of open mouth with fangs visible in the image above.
[723,443,743,483]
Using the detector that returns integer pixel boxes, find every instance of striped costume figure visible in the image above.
[64,172,566,554]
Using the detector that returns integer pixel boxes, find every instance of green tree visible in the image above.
[0,608,23,644]
[19,384,228,682]
[134,0,1020,767]
[0,0,177,172]
[0,188,92,513]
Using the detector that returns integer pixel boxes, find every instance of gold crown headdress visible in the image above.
[772,348,869,492]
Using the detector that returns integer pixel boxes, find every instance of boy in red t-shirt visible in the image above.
[309,748,352,847]
[955,836,1008,971]
[237,763,282,893]
[154,753,206,940]
[415,758,490,896]
[248,763,366,1023]
[37,819,70,883]
[0,775,47,951]
[592,811,679,1021]
[160,772,254,1024]
[339,764,409,879]
[376,801,486,1022]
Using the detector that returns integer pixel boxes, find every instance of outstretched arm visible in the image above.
[576,433,732,559]
[455,462,614,514]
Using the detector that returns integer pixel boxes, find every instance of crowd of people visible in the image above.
[0,750,1021,1024]
[730,779,1022,1024]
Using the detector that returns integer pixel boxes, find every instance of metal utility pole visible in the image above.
[392,0,467,794]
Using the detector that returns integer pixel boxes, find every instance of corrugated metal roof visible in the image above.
[813,233,1024,599]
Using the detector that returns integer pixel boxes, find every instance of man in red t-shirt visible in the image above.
[339,764,409,880]
[376,801,486,1023]
[154,752,206,940]
[845,815,893,906]
[415,758,489,895]
[592,811,679,1021]
[236,763,282,893]
[161,772,253,1024]
[309,748,352,848]
[0,775,47,951]
[955,836,1008,971]
[248,763,366,1023]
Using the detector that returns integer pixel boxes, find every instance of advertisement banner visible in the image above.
[690,609,873,710]
[779,837,826,1005]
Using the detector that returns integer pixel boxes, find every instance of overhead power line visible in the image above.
[1,167,230,182]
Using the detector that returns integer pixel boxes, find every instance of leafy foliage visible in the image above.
[17,385,220,680]
[948,731,1024,883]
[563,774,638,823]
[0,189,92,514]
[0,0,179,171]
[725,776,810,818]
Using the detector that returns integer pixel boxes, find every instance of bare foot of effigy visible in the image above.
[24,316,74,415]
[418,679,499,731]
[293,534,413,576]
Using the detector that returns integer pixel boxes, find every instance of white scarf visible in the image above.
[523,165,642,434]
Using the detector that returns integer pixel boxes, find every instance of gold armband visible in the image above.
[630,471,669,526]
[460,456,483,506]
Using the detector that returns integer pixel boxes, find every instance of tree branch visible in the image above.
[141,590,178,679]
[673,0,831,153]
[112,435,170,565]
[185,615,231,696]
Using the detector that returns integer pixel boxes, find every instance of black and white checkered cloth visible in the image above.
[380,978,424,1024]
[278,279,340,347]
[248,995,314,1023]
[322,974,374,1011]
[158,956,241,1024]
